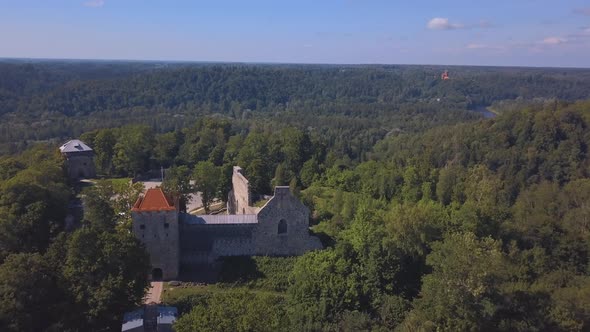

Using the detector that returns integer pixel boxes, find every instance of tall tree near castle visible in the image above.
[112,125,155,177]
[237,131,273,194]
[193,161,221,213]
[162,166,192,212]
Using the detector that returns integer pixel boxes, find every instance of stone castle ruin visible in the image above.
[131,166,322,280]
[227,166,260,215]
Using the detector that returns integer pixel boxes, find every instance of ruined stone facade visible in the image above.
[253,187,318,256]
[227,166,260,215]
[132,169,322,280]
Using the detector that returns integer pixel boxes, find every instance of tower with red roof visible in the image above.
[131,188,179,280]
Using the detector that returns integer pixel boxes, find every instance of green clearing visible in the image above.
[109,177,132,187]
[161,256,295,315]
[162,283,287,315]
[163,283,285,303]
[217,256,296,292]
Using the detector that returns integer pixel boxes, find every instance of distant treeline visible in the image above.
[2,61,590,150]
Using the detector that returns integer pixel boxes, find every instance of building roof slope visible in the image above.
[132,188,175,212]
[59,139,93,153]
[182,213,258,225]
[157,306,178,325]
[122,308,144,331]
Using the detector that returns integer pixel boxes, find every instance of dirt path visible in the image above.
[144,281,163,304]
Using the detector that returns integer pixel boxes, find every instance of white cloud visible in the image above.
[563,27,590,41]
[427,18,464,30]
[466,43,487,49]
[84,0,105,7]
[466,43,505,51]
[573,7,590,16]
[542,37,567,45]
[477,20,493,28]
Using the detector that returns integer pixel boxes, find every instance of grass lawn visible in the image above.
[109,177,132,186]
[161,256,296,314]
[253,198,270,207]
[189,201,225,215]
[162,282,287,314]
[163,283,285,303]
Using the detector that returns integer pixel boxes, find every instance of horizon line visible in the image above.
[1,56,589,70]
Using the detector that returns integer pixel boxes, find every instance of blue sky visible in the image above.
[1,0,589,67]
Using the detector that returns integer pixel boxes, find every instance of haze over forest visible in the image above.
[2,0,590,67]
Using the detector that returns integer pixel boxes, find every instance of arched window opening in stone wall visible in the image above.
[278,219,287,234]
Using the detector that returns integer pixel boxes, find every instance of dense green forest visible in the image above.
[3,60,590,153]
[0,61,589,331]
[164,101,590,331]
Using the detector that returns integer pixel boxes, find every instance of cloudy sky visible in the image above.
[1,0,589,67]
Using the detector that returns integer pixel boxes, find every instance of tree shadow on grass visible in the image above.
[217,256,265,284]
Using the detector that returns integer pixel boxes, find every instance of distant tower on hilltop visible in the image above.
[59,139,96,180]
[441,70,450,80]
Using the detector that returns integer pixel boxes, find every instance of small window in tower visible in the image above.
[140,225,145,230]
[278,219,287,235]
[164,223,169,229]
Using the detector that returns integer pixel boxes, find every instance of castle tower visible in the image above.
[59,139,96,180]
[131,188,179,280]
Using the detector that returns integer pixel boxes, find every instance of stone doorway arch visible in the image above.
[278,219,287,234]
[152,268,163,281]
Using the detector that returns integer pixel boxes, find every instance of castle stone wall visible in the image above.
[228,166,259,215]
[133,169,322,280]
[64,152,96,180]
[132,210,179,280]
[252,187,322,256]
[180,222,256,263]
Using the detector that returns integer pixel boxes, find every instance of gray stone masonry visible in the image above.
[228,166,260,215]
[132,210,180,280]
[132,167,322,280]
[253,186,322,256]
[60,140,96,180]
[63,151,96,180]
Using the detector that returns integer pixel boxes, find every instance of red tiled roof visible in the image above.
[132,188,175,212]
